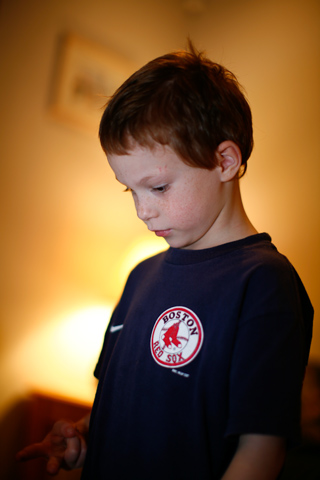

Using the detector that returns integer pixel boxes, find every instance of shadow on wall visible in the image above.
[1,364,320,479]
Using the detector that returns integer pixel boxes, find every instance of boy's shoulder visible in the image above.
[230,234,299,288]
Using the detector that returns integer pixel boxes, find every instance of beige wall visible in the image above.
[191,0,320,356]
[1,0,319,417]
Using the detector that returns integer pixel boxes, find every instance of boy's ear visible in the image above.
[216,141,242,182]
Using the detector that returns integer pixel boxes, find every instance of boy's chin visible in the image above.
[164,237,195,250]
[163,238,182,249]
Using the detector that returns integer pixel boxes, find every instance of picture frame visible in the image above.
[49,33,136,135]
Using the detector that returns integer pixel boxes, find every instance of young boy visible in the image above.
[17,44,313,479]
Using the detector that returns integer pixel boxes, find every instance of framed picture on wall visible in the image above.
[49,33,136,135]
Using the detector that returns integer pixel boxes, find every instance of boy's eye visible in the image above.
[152,184,168,193]
[124,187,132,193]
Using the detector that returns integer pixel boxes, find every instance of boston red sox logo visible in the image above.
[150,306,203,368]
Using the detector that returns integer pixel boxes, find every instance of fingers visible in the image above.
[16,422,72,461]
[16,442,48,461]
[46,456,63,476]
[64,431,87,469]
[16,419,87,473]
[51,419,77,438]
[16,443,64,475]
[64,436,81,465]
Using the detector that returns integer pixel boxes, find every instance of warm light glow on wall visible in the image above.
[1,237,166,408]
[5,304,113,404]
[117,234,166,286]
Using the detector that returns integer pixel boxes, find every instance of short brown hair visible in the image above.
[99,43,253,177]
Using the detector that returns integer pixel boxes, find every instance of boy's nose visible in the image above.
[136,198,157,222]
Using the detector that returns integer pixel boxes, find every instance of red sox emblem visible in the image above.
[150,306,203,368]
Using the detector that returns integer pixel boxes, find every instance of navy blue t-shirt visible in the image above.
[81,234,313,480]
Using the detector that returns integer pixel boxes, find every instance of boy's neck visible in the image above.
[221,181,257,242]
[193,181,257,250]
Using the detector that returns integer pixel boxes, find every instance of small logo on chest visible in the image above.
[150,306,203,368]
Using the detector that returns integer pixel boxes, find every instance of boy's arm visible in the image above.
[16,412,91,475]
[221,434,286,480]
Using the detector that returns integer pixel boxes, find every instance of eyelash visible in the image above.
[123,185,168,194]
[152,185,168,193]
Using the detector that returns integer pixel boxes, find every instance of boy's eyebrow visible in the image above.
[137,175,160,185]
[115,174,164,186]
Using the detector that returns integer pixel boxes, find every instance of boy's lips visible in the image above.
[153,229,172,237]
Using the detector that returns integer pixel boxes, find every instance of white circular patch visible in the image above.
[150,306,203,368]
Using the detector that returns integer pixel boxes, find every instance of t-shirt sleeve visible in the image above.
[94,304,121,379]
[226,259,313,446]
[93,264,143,379]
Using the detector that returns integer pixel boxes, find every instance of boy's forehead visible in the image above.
[107,143,186,183]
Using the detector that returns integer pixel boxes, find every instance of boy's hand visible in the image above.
[16,417,89,475]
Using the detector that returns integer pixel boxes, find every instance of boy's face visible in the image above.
[108,143,227,250]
